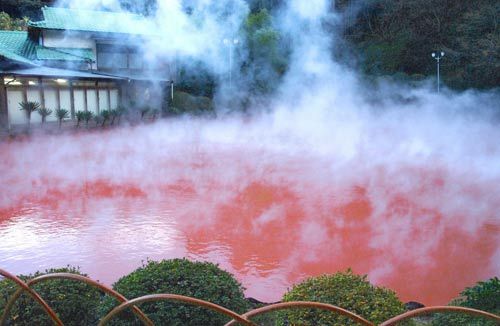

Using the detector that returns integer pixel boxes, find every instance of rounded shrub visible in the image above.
[0,266,102,325]
[99,258,249,326]
[277,269,406,325]
[432,277,499,325]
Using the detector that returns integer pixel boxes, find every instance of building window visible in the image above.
[97,44,143,70]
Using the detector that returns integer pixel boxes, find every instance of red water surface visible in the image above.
[0,125,498,305]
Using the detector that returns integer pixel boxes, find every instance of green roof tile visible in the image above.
[29,7,156,35]
[0,31,95,65]
[0,31,37,65]
[36,47,95,61]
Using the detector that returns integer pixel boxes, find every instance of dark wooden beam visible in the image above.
[69,80,75,117]
[0,77,8,127]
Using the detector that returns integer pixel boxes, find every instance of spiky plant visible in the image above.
[75,111,85,128]
[116,106,127,124]
[151,109,160,121]
[55,108,69,129]
[140,107,150,120]
[19,101,40,129]
[93,112,102,127]
[83,111,93,128]
[109,109,122,125]
[37,107,53,125]
[100,110,111,127]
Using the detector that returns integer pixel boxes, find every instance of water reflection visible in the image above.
[0,135,498,305]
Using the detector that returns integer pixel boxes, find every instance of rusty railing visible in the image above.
[1,269,499,326]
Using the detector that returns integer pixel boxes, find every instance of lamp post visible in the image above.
[431,51,445,93]
[223,38,239,88]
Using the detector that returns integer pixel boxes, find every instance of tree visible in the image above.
[0,0,52,20]
[55,108,69,129]
[83,111,93,128]
[100,109,111,127]
[0,12,28,30]
[75,110,85,128]
[37,107,52,125]
[119,0,157,16]
[241,9,289,96]
[343,0,499,89]
[19,101,40,129]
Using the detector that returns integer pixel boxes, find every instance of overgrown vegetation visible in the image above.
[0,266,102,326]
[0,12,28,31]
[99,258,249,326]
[339,0,499,90]
[432,277,500,326]
[277,269,406,325]
[0,264,497,325]
[241,8,288,96]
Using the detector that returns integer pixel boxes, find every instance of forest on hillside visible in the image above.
[0,0,498,90]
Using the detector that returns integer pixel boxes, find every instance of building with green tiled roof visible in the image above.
[29,6,156,35]
[0,30,95,67]
[0,6,173,128]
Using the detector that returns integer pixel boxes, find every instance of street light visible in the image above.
[431,51,445,93]
[223,38,239,88]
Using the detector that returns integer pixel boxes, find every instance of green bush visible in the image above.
[432,277,500,325]
[170,91,213,115]
[99,258,249,326]
[277,269,406,325]
[0,266,102,326]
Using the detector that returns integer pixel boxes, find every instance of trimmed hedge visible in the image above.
[0,266,102,326]
[99,258,249,326]
[277,269,406,325]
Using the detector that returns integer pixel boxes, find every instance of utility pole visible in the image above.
[431,51,445,93]
[223,38,239,88]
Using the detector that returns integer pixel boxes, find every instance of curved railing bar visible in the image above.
[0,269,63,326]
[1,273,153,326]
[379,306,500,326]
[98,293,256,326]
[225,301,375,326]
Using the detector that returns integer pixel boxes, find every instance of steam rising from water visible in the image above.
[0,0,499,304]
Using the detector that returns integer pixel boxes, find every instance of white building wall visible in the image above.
[60,90,71,113]
[6,82,121,125]
[110,89,119,109]
[86,89,98,114]
[27,89,42,124]
[44,89,58,122]
[73,90,85,113]
[6,89,24,125]
[98,89,108,110]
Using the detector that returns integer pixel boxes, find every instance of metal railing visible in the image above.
[1,268,499,326]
